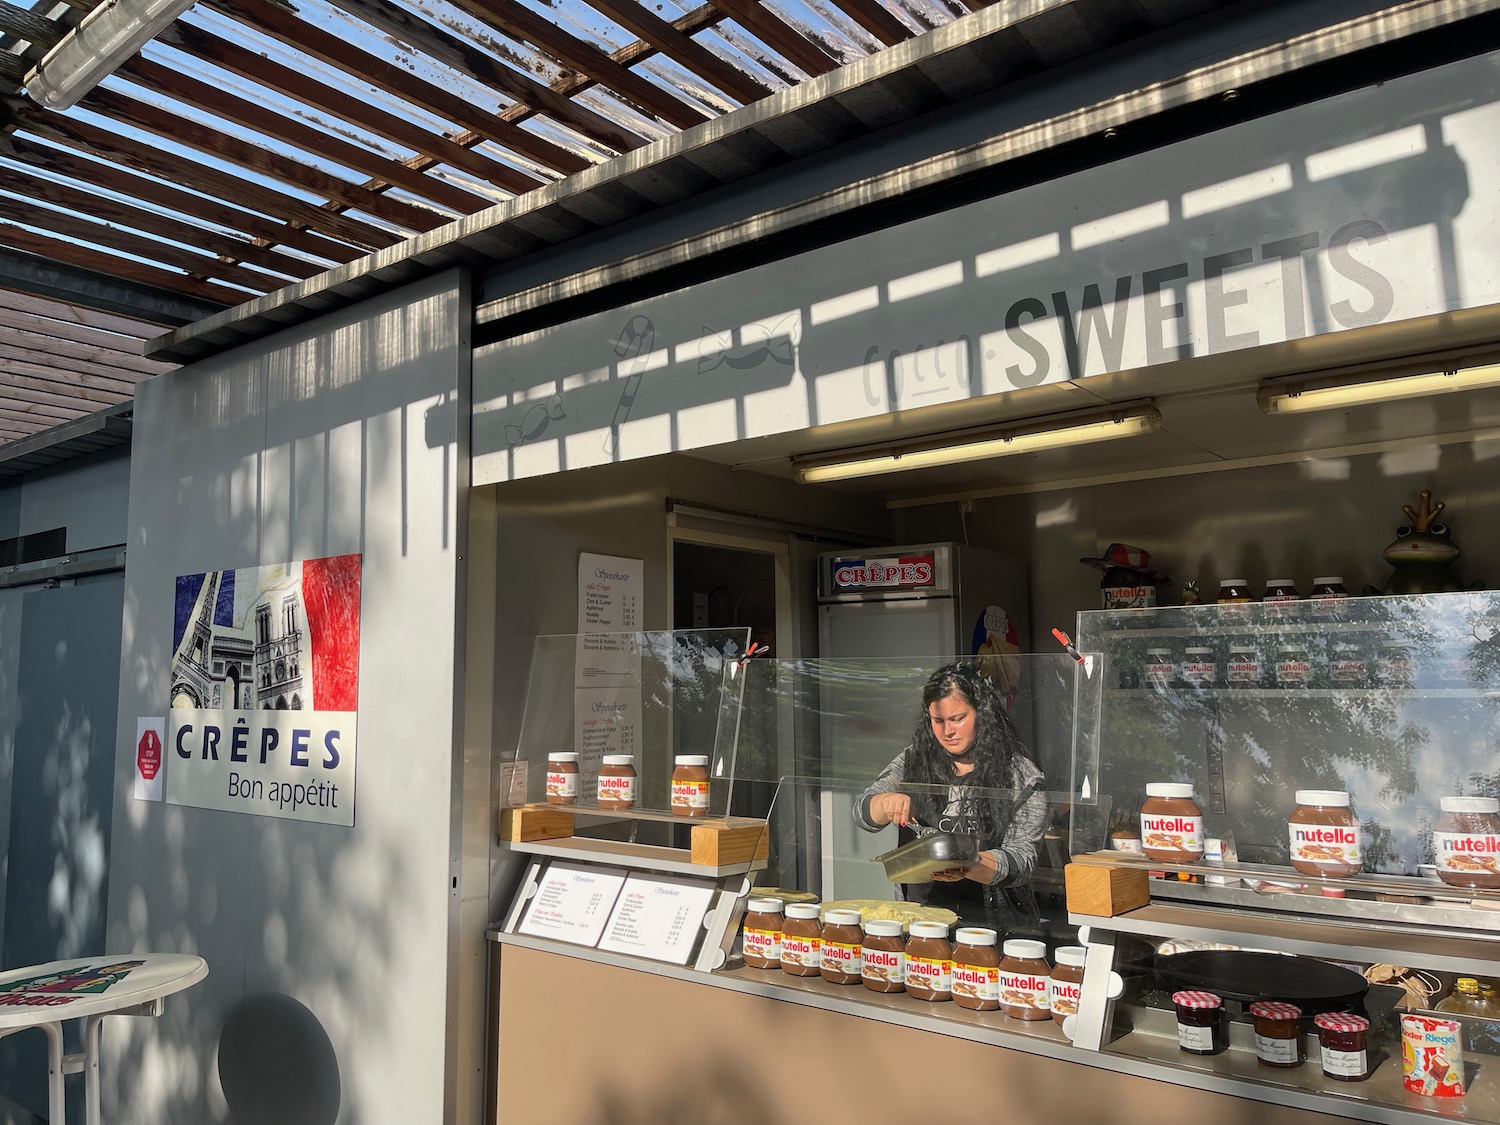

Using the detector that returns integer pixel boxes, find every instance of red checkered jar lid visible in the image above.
[1249,1001,1303,1020]
[1314,1013,1369,1033]
[1172,990,1222,1009]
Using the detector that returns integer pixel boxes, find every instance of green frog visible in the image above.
[1382,490,1464,594]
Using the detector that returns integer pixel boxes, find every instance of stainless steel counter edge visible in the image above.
[487,930,1444,1125]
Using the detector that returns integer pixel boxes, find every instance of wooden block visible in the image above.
[690,821,769,867]
[1065,862,1150,917]
[500,807,574,843]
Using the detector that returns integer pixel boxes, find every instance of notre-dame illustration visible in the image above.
[170,572,308,711]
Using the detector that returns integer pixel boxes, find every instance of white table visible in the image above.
[0,953,208,1125]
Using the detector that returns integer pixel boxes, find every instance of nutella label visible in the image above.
[1145,660,1174,686]
[743,927,781,962]
[1276,659,1311,685]
[1049,978,1081,1017]
[780,935,821,970]
[1140,813,1203,854]
[1434,832,1500,877]
[1321,1047,1367,1077]
[999,970,1050,1012]
[1227,658,1261,685]
[1255,1034,1299,1066]
[822,941,862,976]
[598,774,637,803]
[545,770,578,799]
[953,963,1000,1003]
[862,949,905,986]
[1177,1023,1216,1052]
[1182,661,1216,686]
[1378,657,1413,685]
[670,779,710,811]
[906,955,952,993]
[1289,823,1360,869]
[1330,659,1366,686]
[1103,585,1156,610]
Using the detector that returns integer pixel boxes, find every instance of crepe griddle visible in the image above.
[1155,950,1368,1010]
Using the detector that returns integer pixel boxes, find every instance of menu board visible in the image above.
[598,873,718,965]
[517,861,628,946]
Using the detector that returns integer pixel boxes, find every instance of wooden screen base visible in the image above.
[1064,863,1150,916]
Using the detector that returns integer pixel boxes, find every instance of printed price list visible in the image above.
[517,861,628,947]
[598,873,717,965]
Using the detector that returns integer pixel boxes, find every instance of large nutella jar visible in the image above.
[596,754,637,809]
[670,755,710,817]
[1140,783,1204,864]
[1433,797,1500,889]
[820,909,865,985]
[998,939,1051,1020]
[904,922,953,1002]
[779,903,822,977]
[952,928,1001,1012]
[545,752,579,805]
[1288,790,1361,877]
[1263,577,1301,606]
[860,920,906,993]
[1049,946,1086,1025]
[741,897,783,969]
[1215,578,1254,604]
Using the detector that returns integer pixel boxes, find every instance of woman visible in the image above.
[854,662,1048,931]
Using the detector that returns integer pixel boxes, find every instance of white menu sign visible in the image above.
[578,552,642,636]
[518,861,628,946]
[572,683,643,799]
[598,873,718,965]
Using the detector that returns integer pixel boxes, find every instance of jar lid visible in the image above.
[1279,643,1306,652]
[1002,938,1047,960]
[747,897,784,914]
[1294,790,1350,807]
[1314,1013,1369,1033]
[1265,578,1296,588]
[1313,576,1345,585]
[1172,990,1222,1010]
[863,919,904,938]
[908,921,950,940]
[1146,648,1173,657]
[823,909,862,926]
[1440,796,1500,813]
[1379,639,1409,649]
[1145,783,1195,799]
[1219,578,1248,587]
[1184,647,1212,656]
[954,927,997,946]
[1249,1001,1303,1020]
[1053,945,1087,968]
[1332,642,1361,652]
[674,754,709,766]
[602,754,635,765]
[784,903,821,920]
[547,752,579,762]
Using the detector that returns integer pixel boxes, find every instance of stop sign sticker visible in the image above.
[137,729,162,781]
[133,718,166,801]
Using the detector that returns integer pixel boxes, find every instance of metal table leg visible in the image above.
[41,1020,66,1125]
[83,1013,104,1125]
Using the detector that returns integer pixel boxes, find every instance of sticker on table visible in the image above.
[2,960,144,995]
[517,861,628,947]
[597,873,717,965]
[134,717,166,801]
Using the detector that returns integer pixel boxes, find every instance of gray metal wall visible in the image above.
[103,271,469,1125]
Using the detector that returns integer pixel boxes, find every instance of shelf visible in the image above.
[502,802,760,828]
[1103,687,1500,700]
[507,834,768,878]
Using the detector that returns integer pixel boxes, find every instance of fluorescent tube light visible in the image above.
[1258,362,1500,415]
[24,0,199,111]
[793,405,1161,483]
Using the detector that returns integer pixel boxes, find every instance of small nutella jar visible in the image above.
[596,754,637,809]
[1288,790,1361,877]
[1144,648,1175,687]
[952,928,1001,1012]
[741,897,783,969]
[1329,643,1367,688]
[1249,1001,1304,1068]
[860,920,906,993]
[1109,830,1143,854]
[1310,575,1349,601]
[779,903,822,977]
[1275,643,1311,688]
[998,939,1050,1020]
[1377,640,1414,687]
[1140,783,1204,864]
[1216,578,1254,604]
[1315,1013,1370,1081]
[820,909,864,985]
[1433,797,1500,889]
[1181,647,1217,688]
[1263,578,1301,619]
[1049,946,1086,1025]
[1226,641,1262,688]
[545,752,579,805]
[904,922,953,1002]
[671,754,710,817]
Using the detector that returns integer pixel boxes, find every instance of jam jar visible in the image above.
[1433,796,1500,889]
[860,920,906,993]
[1172,991,1226,1055]
[1249,1001,1304,1067]
[952,928,1001,1011]
[741,897,783,969]
[998,939,1051,1020]
[820,909,864,985]
[1288,790,1361,877]
[779,903,822,977]
[1049,946,1086,1025]
[905,922,953,1002]
[545,752,579,805]
[1140,783,1204,864]
[1315,1013,1370,1081]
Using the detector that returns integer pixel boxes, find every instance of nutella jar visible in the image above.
[1144,648,1175,688]
[545,753,579,805]
[1249,1001,1304,1068]
[1226,641,1262,688]
[1377,640,1414,687]
[1274,643,1312,688]
[1181,647,1218,688]
[1263,578,1301,617]
[779,903,822,977]
[1433,796,1500,889]
[1328,643,1367,689]
[741,897,783,969]
[670,754,710,817]
[999,939,1051,1020]
[1140,783,1204,864]
[1216,578,1254,604]
[1049,946,1086,1025]
[860,920,906,993]
[1288,790,1361,877]
[820,909,864,985]
[1109,830,1143,854]
[904,921,953,1002]
[596,754,637,809]
[1310,576,1350,619]
[952,928,1001,1011]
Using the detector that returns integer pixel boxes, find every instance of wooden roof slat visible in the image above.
[706,0,842,77]
[0,350,144,394]
[319,0,649,154]
[824,0,913,47]
[0,367,132,407]
[7,136,363,266]
[0,0,61,48]
[0,390,86,416]
[10,106,410,250]
[0,311,170,364]
[0,330,168,377]
[206,0,591,178]
[0,286,165,340]
[0,406,82,428]
[580,0,770,104]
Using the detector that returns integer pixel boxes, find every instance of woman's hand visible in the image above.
[869,792,913,827]
[931,852,999,884]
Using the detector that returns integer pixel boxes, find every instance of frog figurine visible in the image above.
[1382,490,1464,594]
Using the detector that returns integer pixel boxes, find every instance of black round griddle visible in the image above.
[1155,950,1368,1013]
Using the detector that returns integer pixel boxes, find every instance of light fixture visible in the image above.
[1258,362,1500,415]
[792,404,1161,483]
[23,0,200,111]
